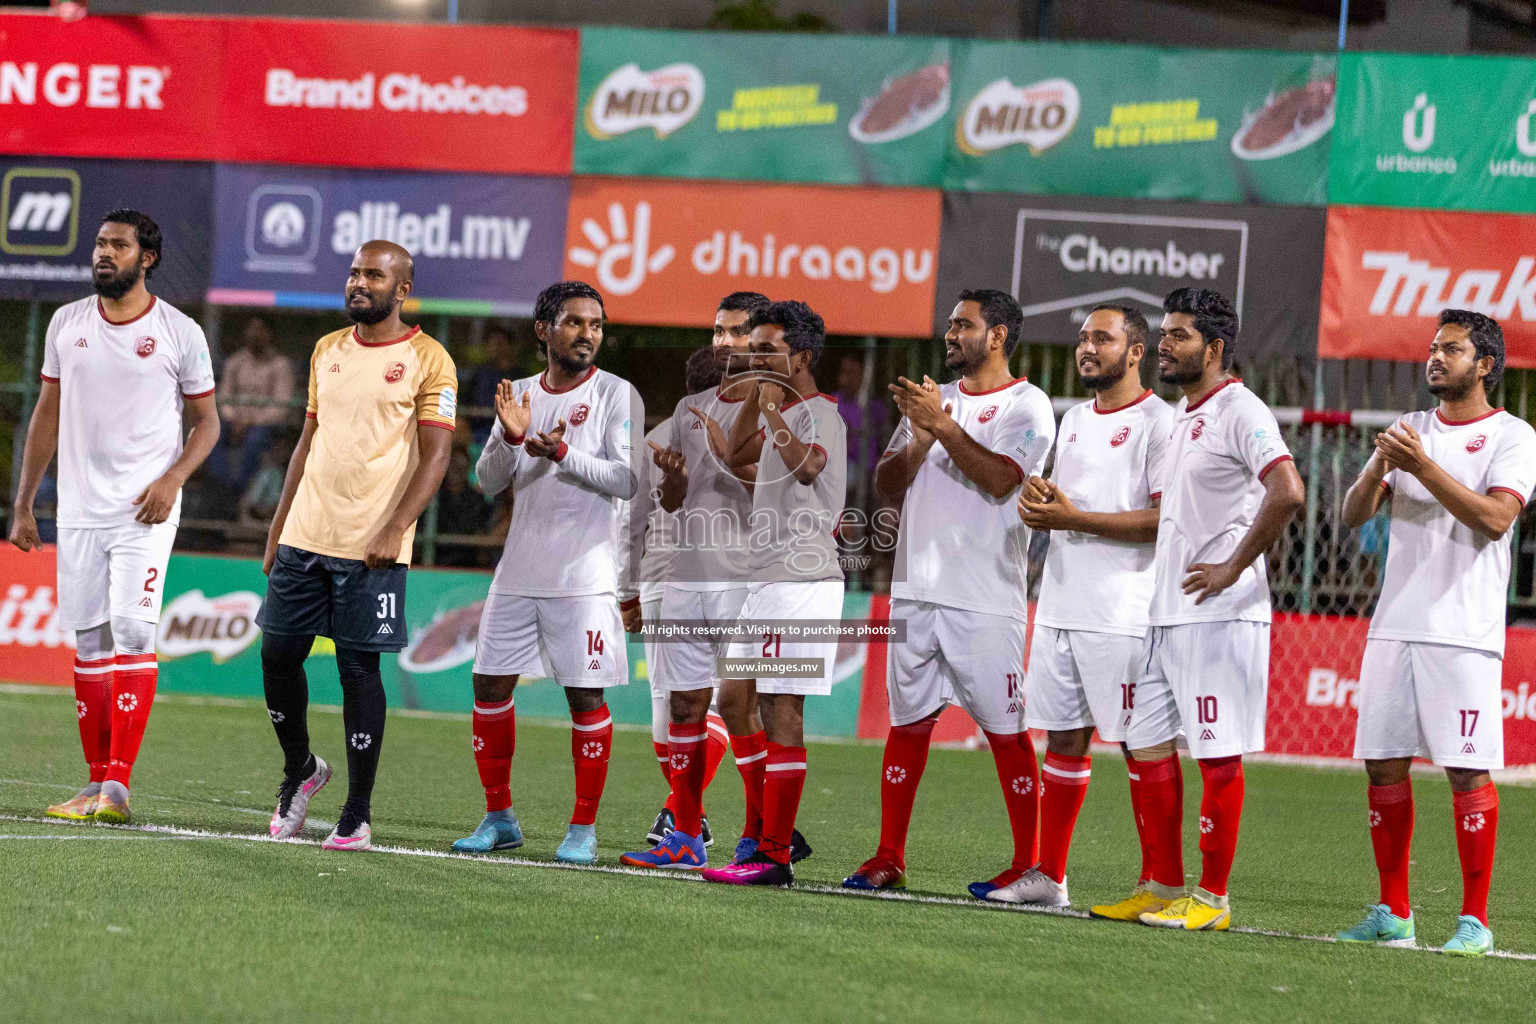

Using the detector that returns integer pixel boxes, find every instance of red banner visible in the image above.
[0,544,75,686]
[1319,205,1536,369]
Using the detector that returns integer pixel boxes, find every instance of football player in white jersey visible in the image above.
[453,281,644,865]
[838,289,1054,898]
[1335,310,1536,956]
[995,304,1173,910]
[10,209,220,825]
[699,300,847,886]
[1122,287,1305,932]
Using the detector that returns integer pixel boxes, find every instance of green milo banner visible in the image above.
[153,553,867,736]
[1329,52,1536,213]
[574,27,954,187]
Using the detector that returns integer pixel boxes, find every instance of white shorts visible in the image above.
[55,521,178,630]
[472,592,629,688]
[642,598,665,699]
[1024,625,1143,742]
[1353,639,1504,770]
[723,580,844,696]
[886,600,1026,734]
[1125,621,1270,759]
[653,585,751,692]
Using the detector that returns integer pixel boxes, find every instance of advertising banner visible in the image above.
[944,42,1335,205]
[208,164,570,316]
[937,191,1325,364]
[1319,205,1536,368]
[561,177,941,337]
[1330,53,1536,214]
[0,156,212,304]
[573,27,954,188]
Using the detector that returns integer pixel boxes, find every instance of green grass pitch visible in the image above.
[2,684,1533,1023]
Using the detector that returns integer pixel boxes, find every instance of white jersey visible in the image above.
[1149,379,1291,626]
[1036,390,1173,637]
[477,366,643,599]
[887,377,1054,621]
[1369,407,1536,656]
[748,392,847,584]
[42,296,215,529]
[635,418,678,605]
[667,384,755,590]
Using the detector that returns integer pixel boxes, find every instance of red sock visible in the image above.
[984,730,1040,874]
[1136,754,1185,890]
[73,656,114,782]
[1124,751,1151,884]
[876,719,936,867]
[761,742,807,865]
[1197,756,1244,897]
[732,730,767,841]
[652,741,676,813]
[105,654,157,786]
[569,705,613,826]
[668,720,709,836]
[1367,781,1413,917]
[702,713,729,803]
[472,698,515,813]
[1039,752,1092,884]
[1453,783,1499,926]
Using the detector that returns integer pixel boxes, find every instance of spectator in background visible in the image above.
[207,314,294,494]
[435,448,492,568]
[466,324,530,441]
[835,353,889,493]
[238,431,293,527]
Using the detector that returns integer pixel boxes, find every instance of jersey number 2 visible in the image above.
[143,567,158,593]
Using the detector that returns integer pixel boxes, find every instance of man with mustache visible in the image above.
[258,240,456,852]
[454,281,644,865]
[1336,309,1534,956]
[11,209,220,825]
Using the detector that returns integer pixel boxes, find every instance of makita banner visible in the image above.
[937,192,1325,364]
[1319,205,1536,368]
[208,164,569,316]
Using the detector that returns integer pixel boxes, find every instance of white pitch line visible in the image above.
[1,815,1530,963]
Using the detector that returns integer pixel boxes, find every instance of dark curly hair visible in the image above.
[746,300,826,370]
[533,280,604,355]
[717,291,770,316]
[685,345,722,395]
[101,208,162,280]
[1438,308,1505,397]
[957,288,1024,357]
[1163,287,1239,370]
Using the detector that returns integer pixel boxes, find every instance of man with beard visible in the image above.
[258,240,456,852]
[454,281,644,865]
[840,289,1054,897]
[989,304,1173,909]
[1335,310,1534,956]
[1119,287,1304,931]
[10,209,220,825]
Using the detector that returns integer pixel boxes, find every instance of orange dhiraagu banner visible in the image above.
[1319,204,1536,368]
[561,177,941,337]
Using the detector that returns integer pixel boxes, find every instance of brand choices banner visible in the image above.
[937,192,1326,364]
[1330,53,1536,214]
[208,164,569,315]
[560,177,941,337]
[1319,205,1536,368]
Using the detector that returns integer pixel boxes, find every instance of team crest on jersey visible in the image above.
[569,403,591,426]
[135,336,156,358]
[978,405,999,424]
[1110,426,1132,447]
[1467,434,1487,453]
[384,361,406,384]
[1190,417,1206,441]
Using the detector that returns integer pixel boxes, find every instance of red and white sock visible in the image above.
[1038,752,1092,884]
[652,741,676,813]
[472,698,515,813]
[1124,750,1151,885]
[569,705,613,826]
[731,730,768,841]
[702,712,729,804]
[73,656,114,783]
[1453,783,1499,927]
[1196,756,1245,897]
[1367,781,1413,918]
[668,721,709,837]
[876,718,936,867]
[105,654,157,787]
[1136,753,1185,892]
[761,742,807,865]
[984,729,1040,880]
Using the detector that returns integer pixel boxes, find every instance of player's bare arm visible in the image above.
[758,380,826,485]
[364,423,453,569]
[134,392,221,526]
[899,375,1019,500]
[1376,422,1522,541]
[1341,449,1393,529]
[263,417,318,575]
[725,377,767,471]
[1183,459,1305,604]
[649,439,688,512]
[7,380,60,552]
[1018,478,1160,542]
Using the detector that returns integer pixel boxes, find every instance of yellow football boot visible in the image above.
[92,787,131,825]
[45,789,99,820]
[1089,884,1177,922]
[1140,888,1230,931]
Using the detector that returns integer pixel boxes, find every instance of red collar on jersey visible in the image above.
[540,365,597,394]
[1184,376,1243,412]
[715,381,752,403]
[957,376,1027,396]
[352,324,420,348]
[97,295,156,326]
[1436,407,1504,426]
[780,392,837,410]
[1093,389,1154,414]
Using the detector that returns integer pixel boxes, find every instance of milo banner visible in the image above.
[944,42,1336,204]
[1329,53,1536,214]
[574,27,954,187]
